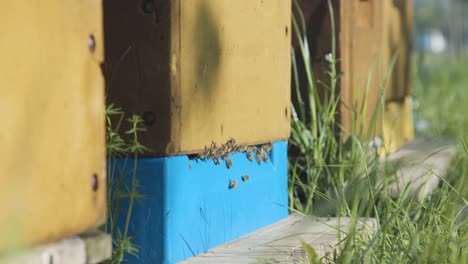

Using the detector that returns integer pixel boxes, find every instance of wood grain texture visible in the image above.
[339,0,384,134]
[0,0,106,252]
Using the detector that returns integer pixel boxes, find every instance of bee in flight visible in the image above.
[228,180,238,189]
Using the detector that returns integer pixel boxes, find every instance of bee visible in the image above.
[197,146,209,159]
[222,153,230,160]
[256,148,265,162]
[246,146,256,161]
[224,138,237,153]
[214,157,221,165]
[223,144,232,154]
[219,144,227,155]
[241,175,250,182]
[262,143,273,153]
[207,148,215,158]
[237,144,248,152]
[228,180,238,189]
[227,138,236,147]
[246,146,254,154]
[226,158,233,169]
[213,148,224,158]
[247,152,254,162]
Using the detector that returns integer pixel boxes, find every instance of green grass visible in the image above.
[413,53,468,200]
[290,1,468,263]
[414,54,468,140]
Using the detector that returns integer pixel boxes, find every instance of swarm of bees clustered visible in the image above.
[196,139,273,168]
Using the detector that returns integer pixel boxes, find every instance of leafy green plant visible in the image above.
[104,104,149,264]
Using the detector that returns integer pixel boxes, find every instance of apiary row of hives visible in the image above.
[0,0,413,260]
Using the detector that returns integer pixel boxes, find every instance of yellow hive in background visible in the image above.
[0,0,106,252]
[383,97,415,153]
[381,0,413,101]
[340,0,414,150]
[381,0,415,152]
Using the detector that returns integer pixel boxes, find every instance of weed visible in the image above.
[104,104,149,264]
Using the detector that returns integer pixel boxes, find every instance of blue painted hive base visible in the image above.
[113,141,288,263]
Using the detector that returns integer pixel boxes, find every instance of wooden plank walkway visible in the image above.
[182,214,377,263]
[380,138,457,200]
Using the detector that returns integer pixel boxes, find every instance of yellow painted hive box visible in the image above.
[104,0,292,156]
[0,0,106,252]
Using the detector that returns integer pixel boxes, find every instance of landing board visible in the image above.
[183,215,377,263]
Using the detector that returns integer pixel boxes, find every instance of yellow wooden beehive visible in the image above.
[341,0,414,151]
[104,0,291,156]
[380,0,415,152]
[0,0,106,252]
[293,0,414,151]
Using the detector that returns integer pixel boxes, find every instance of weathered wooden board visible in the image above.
[0,230,111,264]
[182,214,377,263]
[105,0,291,156]
[379,138,457,200]
[339,0,384,134]
[0,0,106,252]
[340,0,414,150]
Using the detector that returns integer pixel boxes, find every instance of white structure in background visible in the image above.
[415,29,447,53]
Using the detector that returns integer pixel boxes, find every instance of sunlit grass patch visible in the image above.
[290,0,468,263]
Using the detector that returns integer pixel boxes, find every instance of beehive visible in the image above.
[104,0,291,156]
[0,0,106,252]
[380,0,415,151]
[293,0,414,150]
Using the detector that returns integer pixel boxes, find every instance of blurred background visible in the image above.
[414,0,467,56]
[413,0,468,140]
[412,0,468,209]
